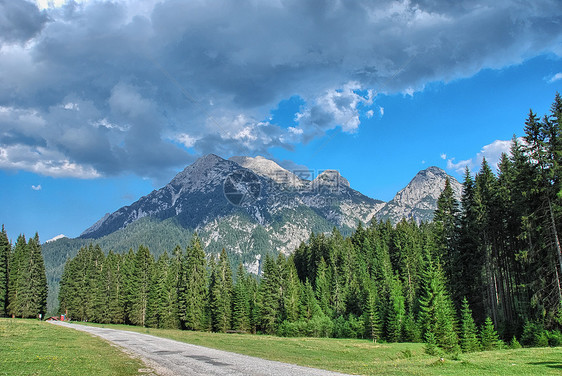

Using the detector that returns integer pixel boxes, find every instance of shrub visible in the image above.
[521,321,548,347]
[547,330,562,347]
[509,336,522,349]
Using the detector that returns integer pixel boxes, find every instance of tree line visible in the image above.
[59,95,562,353]
[0,226,48,319]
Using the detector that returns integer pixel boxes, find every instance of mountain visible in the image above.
[42,156,460,313]
[375,166,463,223]
[80,154,384,258]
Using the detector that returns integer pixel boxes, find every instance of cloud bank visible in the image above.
[0,0,561,180]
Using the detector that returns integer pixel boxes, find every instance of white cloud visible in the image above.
[2,0,562,181]
[548,72,562,83]
[175,133,196,148]
[296,82,375,135]
[63,102,79,110]
[440,153,447,160]
[0,144,101,179]
[379,107,385,117]
[447,158,473,174]
[31,184,42,191]
[446,139,519,174]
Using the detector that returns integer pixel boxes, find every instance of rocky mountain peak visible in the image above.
[393,166,462,207]
[229,155,305,187]
[313,169,350,189]
[375,166,462,223]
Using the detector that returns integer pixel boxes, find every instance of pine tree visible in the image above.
[315,257,331,316]
[456,168,485,323]
[209,249,233,332]
[300,279,322,320]
[418,252,458,352]
[258,255,282,334]
[8,235,29,317]
[364,287,382,342]
[104,251,124,324]
[120,248,136,325]
[459,297,480,352]
[146,252,169,328]
[386,274,405,342]
[0,225,10,316]
[480,316,500,351]
[283,259,302,323]
[231,263,250,331]
[130,245,153,326]
[178,234,207,330]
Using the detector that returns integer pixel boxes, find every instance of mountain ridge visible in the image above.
[43,156,461,313]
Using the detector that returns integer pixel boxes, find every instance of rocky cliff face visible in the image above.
[375,166,463,223]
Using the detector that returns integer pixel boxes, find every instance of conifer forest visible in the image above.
[3,95,562,354]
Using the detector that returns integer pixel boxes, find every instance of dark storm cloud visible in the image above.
[0,0,561,179]
[0,0,48,44]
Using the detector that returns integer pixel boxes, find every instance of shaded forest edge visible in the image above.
[2,94,562,356]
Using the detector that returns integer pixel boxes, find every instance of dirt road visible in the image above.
[51,322,351,376]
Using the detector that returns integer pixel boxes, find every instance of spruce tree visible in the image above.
[8,235,28,317]
[146,252,168,328]
[315,257,331,316]
[364,287,382,342]
[258,255,282,334]
[209,249,233,332]
[0,225,10,316]
[386,274,405,342]
[178,234,207,330]
[283,259,302,323]
[480,316,500,351]
[231,263,250,331]
[418,252,458,352]
[130,245,153,326]
[104,251,124,324]
[459,297,480,352]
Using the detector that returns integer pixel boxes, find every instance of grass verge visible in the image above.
[0,318,148,376]
[79,322,562,375]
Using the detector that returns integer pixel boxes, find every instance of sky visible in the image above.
[1,0,562,242]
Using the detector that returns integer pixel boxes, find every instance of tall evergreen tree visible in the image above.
[258,255,282,334]
[129,245,153,326]
[8,235,29,317]
[178,234,207,330]
[418,252,458,352]
[0,225,10,316]
[209,249,233,332]
[231,263,250,331]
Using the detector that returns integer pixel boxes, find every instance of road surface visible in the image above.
[51,321,352,376]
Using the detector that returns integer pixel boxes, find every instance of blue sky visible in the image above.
[1,0,562,242]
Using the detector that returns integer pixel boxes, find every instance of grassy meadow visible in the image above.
[0,318,149,376]
[81,322,562,375]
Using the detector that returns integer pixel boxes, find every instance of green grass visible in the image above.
[0,318,148,376]
[79,322,562,375]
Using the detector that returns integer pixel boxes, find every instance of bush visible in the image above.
[547,330,562,347]
[276,316,333,338]
[332,314,363,339]
[509,336,522,349]
[521,321,548,347]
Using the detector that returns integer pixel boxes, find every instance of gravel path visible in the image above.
[51,322,352,376]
